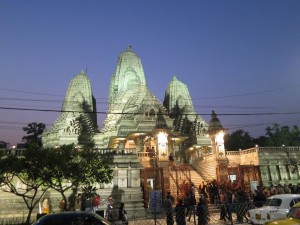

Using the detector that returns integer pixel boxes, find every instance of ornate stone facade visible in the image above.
[42,71,98,147]
[1,47,300,221]
[38,46,214,218]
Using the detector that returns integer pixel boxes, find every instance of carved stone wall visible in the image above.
[226,146,300,186]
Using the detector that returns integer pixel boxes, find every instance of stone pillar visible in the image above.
[118,170,127,188]
[127,166,132,188]
[295,164,300,179]
[269,165,279,183]
[279,164,288,180]
[267,165,272,182]
[259,165,270,183]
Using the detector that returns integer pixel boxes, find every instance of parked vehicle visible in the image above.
[247,194,300,225]
[32,211,110,225]
[264,202,300,225]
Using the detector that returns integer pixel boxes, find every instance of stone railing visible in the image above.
[95,148,137,155]
[0,148,26,156]
[225,151,241,156]
[137,151,156,158]
[258,146,300,152]
[226,147,257,156]
[240,147,257,155]
[0,148,138,156]
[226,146,300,156]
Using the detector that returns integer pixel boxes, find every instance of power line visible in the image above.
[1,83,299,101]
[0,96,286,111]
[0,106,300,116]
[193,84,300,99]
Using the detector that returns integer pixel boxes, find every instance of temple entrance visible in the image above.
[224,165,261,190]
[239,165,261,190]
[141,167,165,208]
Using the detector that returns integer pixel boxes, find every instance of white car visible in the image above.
[248,194,300,225]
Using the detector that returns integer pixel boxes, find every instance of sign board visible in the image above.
[250,181,258,193]
[149,190,162,210]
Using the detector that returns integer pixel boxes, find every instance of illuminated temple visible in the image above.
[41,46,216,213]
[41,47,300,211]
[1,47,300,219]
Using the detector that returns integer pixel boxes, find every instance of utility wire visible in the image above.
[1,83,299,101]
[193,84,300,99]
[0,97,284,111]
[0,106,299,116]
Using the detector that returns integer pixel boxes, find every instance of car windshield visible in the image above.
[287,207,300,219]
[264,198,282,207]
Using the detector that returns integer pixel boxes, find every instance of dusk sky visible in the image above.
[1,1,300,145]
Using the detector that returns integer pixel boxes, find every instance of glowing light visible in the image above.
[215,131,224,143]
[157,132,168,145]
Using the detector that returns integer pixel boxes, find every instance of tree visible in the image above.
[253,135,268,147]
[39,143,114,211]
[225,129,255,151]
[0,143,50,225]
[22,122,46,146]
[0,142,114,223]
[264,123,300,146]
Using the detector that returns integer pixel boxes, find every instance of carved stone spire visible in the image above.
[42,71,98,147]
[208,110,224,135]
[163,76,194,117]
[108,46,147,108]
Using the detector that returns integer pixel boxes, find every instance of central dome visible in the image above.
[109,46,147,106]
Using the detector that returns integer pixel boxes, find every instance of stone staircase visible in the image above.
[189,167,206,201]
[191,156,217,181]
[168,164,205,202]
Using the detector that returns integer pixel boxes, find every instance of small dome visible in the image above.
[155,110,168,129]
[208,110,223,135]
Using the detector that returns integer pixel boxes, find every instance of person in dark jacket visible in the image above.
[119,202,128,225]
[175,199,186,225]
[163,195,174,225]
[196,195,208,225]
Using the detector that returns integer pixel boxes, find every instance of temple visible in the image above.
[42,71,98,147]
[39,46,215,214]
[1,46,300,220]
[41,47,300,208]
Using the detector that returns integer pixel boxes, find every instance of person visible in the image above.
[163,194,174,225]
[42,198,50,214]
[253,189,266,208]
[59,198,66,212]
[75,193,82,211]
[183,193,190,216]
[119,202,128,225]
[211,182,219,205]
[175,199,186,225]
[219,189,230,221]
[169,153,174,161]
[83,195,93,212]
[187,191,196,222]
[196,195,208,225]
[105,196,113,221]
[92,192,101,212]
[68,189,77,211]
[167,191,175,205]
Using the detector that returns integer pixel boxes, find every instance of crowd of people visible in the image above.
[164,179,300,225]
[39,180,300,225]
[48,190,128,224]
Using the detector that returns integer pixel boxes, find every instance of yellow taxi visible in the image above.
[264,202,300,225]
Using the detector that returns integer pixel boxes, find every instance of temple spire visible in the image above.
[108,46,147,107]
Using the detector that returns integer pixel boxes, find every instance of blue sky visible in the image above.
[1,0,300,145]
